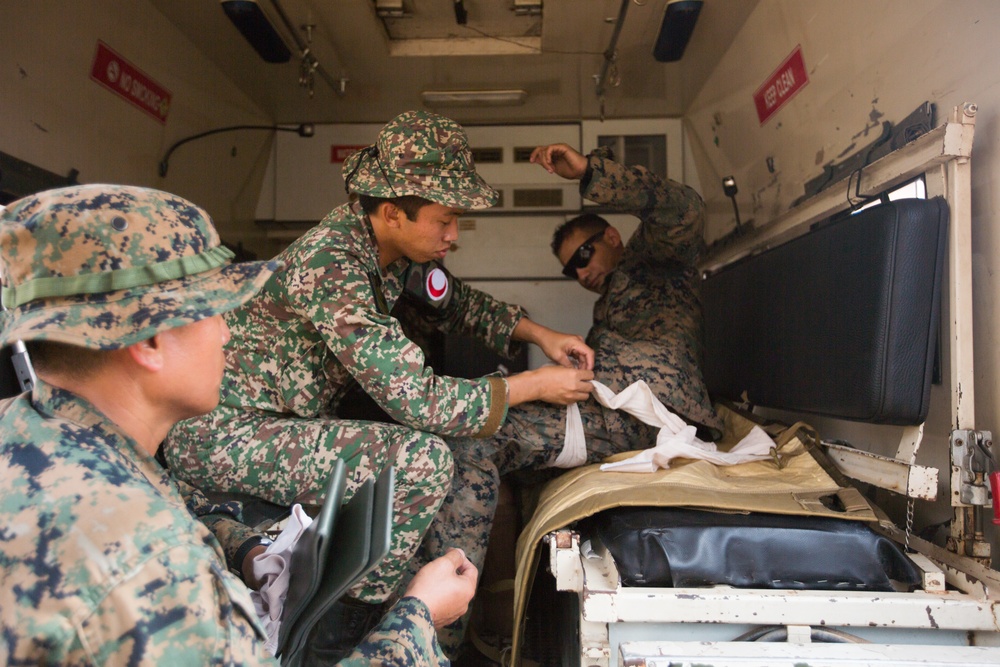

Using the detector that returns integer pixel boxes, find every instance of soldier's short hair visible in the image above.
[358,194,434,220]
[551,213,610,257]
[24,340,107,379]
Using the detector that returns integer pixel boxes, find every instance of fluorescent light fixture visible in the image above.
[421,89,527,107]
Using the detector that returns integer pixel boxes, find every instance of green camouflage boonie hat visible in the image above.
[342,110,499,210]
[0,184,280,350]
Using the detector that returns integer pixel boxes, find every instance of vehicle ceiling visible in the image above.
[149,0,759,126]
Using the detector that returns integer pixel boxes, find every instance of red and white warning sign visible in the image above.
[90,41,172,124]
[753,45,808,126]
[331,145,368,163]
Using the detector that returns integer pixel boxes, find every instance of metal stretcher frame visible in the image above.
[546,529,1000,666]
[536,104,1000,667]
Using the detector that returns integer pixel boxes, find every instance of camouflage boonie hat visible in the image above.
[342,110,499,210]
[0,184,280,350]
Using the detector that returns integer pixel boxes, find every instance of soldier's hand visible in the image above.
[508,366,594,406]
[538,331,595,371]
[510,318,594,371]
[529,143,588,180]
[403,548,478,628]
[241,543,270,590]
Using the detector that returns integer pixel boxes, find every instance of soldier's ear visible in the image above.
[604,226,623,248]
[380,202,404,229]
[125,335,165,372]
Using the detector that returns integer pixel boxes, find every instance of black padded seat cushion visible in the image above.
[582,507,920,591]
[702,197,948,424]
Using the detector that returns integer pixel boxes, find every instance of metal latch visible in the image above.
[951,429,995,506]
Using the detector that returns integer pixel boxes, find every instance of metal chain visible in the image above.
[903,464,916,553]
[905,495,915,552]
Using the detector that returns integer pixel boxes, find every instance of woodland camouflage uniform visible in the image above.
[0,185,447,665]
[163,110,523,605]
[433,147,724,625]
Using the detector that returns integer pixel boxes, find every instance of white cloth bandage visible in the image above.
[552,401,587,468]
[249,504,313,655]
[555,379,774,472]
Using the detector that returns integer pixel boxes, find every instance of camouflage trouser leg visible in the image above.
[163,403,453,603]
[412,439,500,656]
[423,396,657,656]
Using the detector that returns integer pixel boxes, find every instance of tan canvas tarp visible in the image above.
[509,404,880,664]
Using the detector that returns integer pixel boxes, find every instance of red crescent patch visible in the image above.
[426,268,448,300]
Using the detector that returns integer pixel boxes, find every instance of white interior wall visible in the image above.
[0,0,272,251]
[686,0,1000,537]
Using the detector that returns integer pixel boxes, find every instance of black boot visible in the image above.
[299,597,383,666]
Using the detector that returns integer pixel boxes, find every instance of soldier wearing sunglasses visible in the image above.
[533,141,722,440]
[434,144,726,642]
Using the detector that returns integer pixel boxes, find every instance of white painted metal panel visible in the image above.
[265,123,383,222]
[619,640,1000,666]
[447,214,568,280]
[465,124,582,212]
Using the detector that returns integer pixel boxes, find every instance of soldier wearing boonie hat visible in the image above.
[0,184,289,664]
[0,184,469,666]
[0,184,276,350]
[341,109,498,209]
[163,110,596,659]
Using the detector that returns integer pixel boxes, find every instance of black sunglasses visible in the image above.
[562,229,605,278]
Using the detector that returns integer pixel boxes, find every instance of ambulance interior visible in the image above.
[4,1,1000,665]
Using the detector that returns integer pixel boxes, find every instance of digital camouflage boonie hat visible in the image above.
[342,109,499,210]
[0,184,280,350]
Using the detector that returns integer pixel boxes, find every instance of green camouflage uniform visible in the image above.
[0,381,274,665]
[427,148,724,648]
[0,184,448,666]
[0,382,449,665]
[164,111,521,604]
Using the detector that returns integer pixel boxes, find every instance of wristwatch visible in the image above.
[232,534,274,581]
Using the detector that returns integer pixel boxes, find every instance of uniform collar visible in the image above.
[32,379,178,494]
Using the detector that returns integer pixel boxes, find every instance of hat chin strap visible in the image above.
[344,145,400,199]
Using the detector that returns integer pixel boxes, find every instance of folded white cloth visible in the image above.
[554,379,774,473]
[553,401,587,468]
[599,421,775,472]
[250,504,313,655]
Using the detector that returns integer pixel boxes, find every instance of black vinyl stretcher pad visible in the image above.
[702,197,949,425]
[583,507,921,591]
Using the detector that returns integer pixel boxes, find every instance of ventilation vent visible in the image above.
[513,188,563,208]
[472,147,504,164]
[513,147,536,163]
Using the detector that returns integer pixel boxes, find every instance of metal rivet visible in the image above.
[111,216,128,231]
